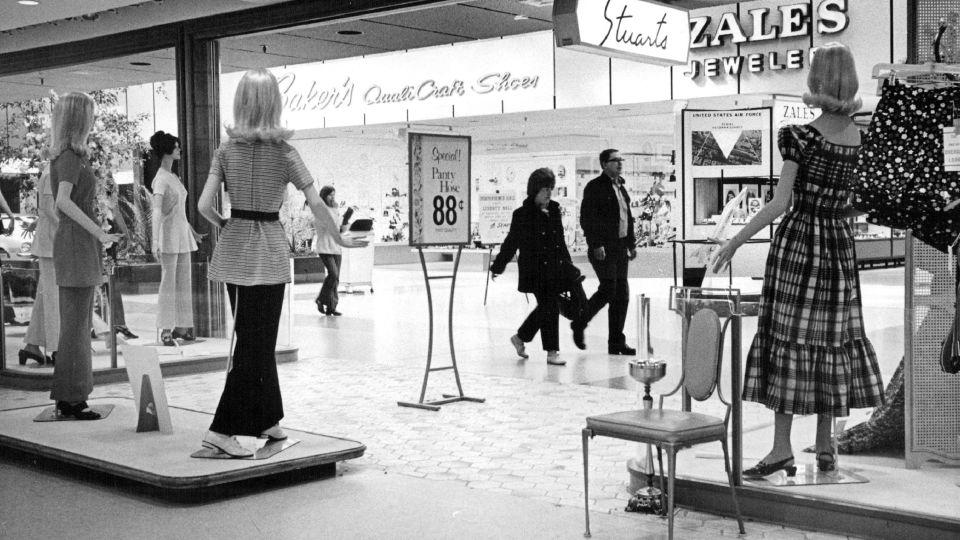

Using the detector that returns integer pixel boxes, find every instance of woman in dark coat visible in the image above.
[490,168,572,366]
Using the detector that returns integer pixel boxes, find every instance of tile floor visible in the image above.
[0,261,943,539]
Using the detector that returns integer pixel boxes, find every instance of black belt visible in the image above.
[231,209,280,222]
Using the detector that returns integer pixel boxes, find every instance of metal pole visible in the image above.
[449,245,465,397]
[731,296,743,484]
[417,247,434,404]
[107,275,117,369]
[483,246,492,306]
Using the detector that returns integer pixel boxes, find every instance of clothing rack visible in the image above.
[872,62,960,92]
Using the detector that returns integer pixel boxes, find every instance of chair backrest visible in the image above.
[683,308,722,401]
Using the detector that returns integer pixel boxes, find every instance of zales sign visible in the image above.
[553,0,691,66]
[684,0,849,80]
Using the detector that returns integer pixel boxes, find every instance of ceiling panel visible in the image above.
[0,0,148,32]
[280,19,470,52]
[371,3,552,41]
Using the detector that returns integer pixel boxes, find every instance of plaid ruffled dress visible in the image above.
[743,125,885,417]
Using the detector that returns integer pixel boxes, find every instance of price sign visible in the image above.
[409,133,472,246]
[944,128,960,173]
[478,192,517,245]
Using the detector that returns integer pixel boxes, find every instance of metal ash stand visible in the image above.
[626,295,667,514]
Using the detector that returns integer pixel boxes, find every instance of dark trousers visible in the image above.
[583,243,630,345]
[209,283,286,436]
[51,286,95,403]
[518,291,560,351]
[318,254,341,311]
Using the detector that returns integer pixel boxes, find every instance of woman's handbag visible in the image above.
[558,260,587,321]
[940,237,960,374]
[939,323,960,374]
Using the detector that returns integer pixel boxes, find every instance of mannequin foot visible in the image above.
[115,325,139,339]
[202,431,253,457]
[18,348,46,366]
[172,328,195,341]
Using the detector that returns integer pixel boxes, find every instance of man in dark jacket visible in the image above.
[572,149,637,355]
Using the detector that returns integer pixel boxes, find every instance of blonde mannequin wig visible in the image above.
[226,68,293,141]
[50,92,94,159]
[802,42,862,115]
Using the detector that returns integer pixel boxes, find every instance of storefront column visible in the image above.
[176,32,226,338]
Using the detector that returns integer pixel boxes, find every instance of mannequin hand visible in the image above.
[192,230,207,243]
[592,246,606,261]
[99,231,123,246]
[710,240,738,273]
[342,236,369,249]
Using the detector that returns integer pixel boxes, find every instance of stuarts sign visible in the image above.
[683,0,849,80]
[553,0,691,66]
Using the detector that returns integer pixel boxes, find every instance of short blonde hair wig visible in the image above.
[803,42,862,115]
[226,68,293,141]
[50,92,94,159]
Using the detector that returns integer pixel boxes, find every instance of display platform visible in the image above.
[0,339,298,390]
[0,397,365,500]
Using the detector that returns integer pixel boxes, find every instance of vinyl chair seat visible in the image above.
[586,409,725,445]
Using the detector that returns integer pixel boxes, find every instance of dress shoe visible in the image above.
[571,322,586,350]
[160,331,176,346]
[202,431,253,457]
[172,328,195,341]
[509,334,529,359]
[743,455,796,478]
[115,325,139,339]
[546,351,566,365]
[325,307,342,316]
[55,401,101,420]
[18,349,46,366]
[607,344,637,356]
[260,424,288,441]
[315,298,326,314]
[817,451,836,472]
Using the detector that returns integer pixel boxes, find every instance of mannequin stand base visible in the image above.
[398,394,486,411]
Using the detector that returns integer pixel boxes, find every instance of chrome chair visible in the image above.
[581,307,745,539]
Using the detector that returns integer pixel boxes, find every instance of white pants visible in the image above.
[24,257,58,352]
[158,252,193,329]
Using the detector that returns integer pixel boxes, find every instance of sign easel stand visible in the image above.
[398,246,485,411]
[483,244,495,305]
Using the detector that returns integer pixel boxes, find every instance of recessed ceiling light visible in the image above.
[18,0,40,5]
[337,30,362,36]
[130,61,152,66]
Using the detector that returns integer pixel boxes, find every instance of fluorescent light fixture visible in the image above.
[18,1,41,5]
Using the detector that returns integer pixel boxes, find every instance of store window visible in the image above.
[0,48,291,375]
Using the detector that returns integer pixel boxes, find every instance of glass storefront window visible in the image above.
[0,48,275,375]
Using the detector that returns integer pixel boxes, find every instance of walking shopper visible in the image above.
[711,43,885,477]
[572,149,637,355]
[49,92,122,420]
[314,185,345,316]
[198,68,368,457]
[150,130,201,345]
[490,168,574,366]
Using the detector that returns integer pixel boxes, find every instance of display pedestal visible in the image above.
[0,397,364,500]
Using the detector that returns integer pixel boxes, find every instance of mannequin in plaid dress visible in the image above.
[712,43,885,478]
